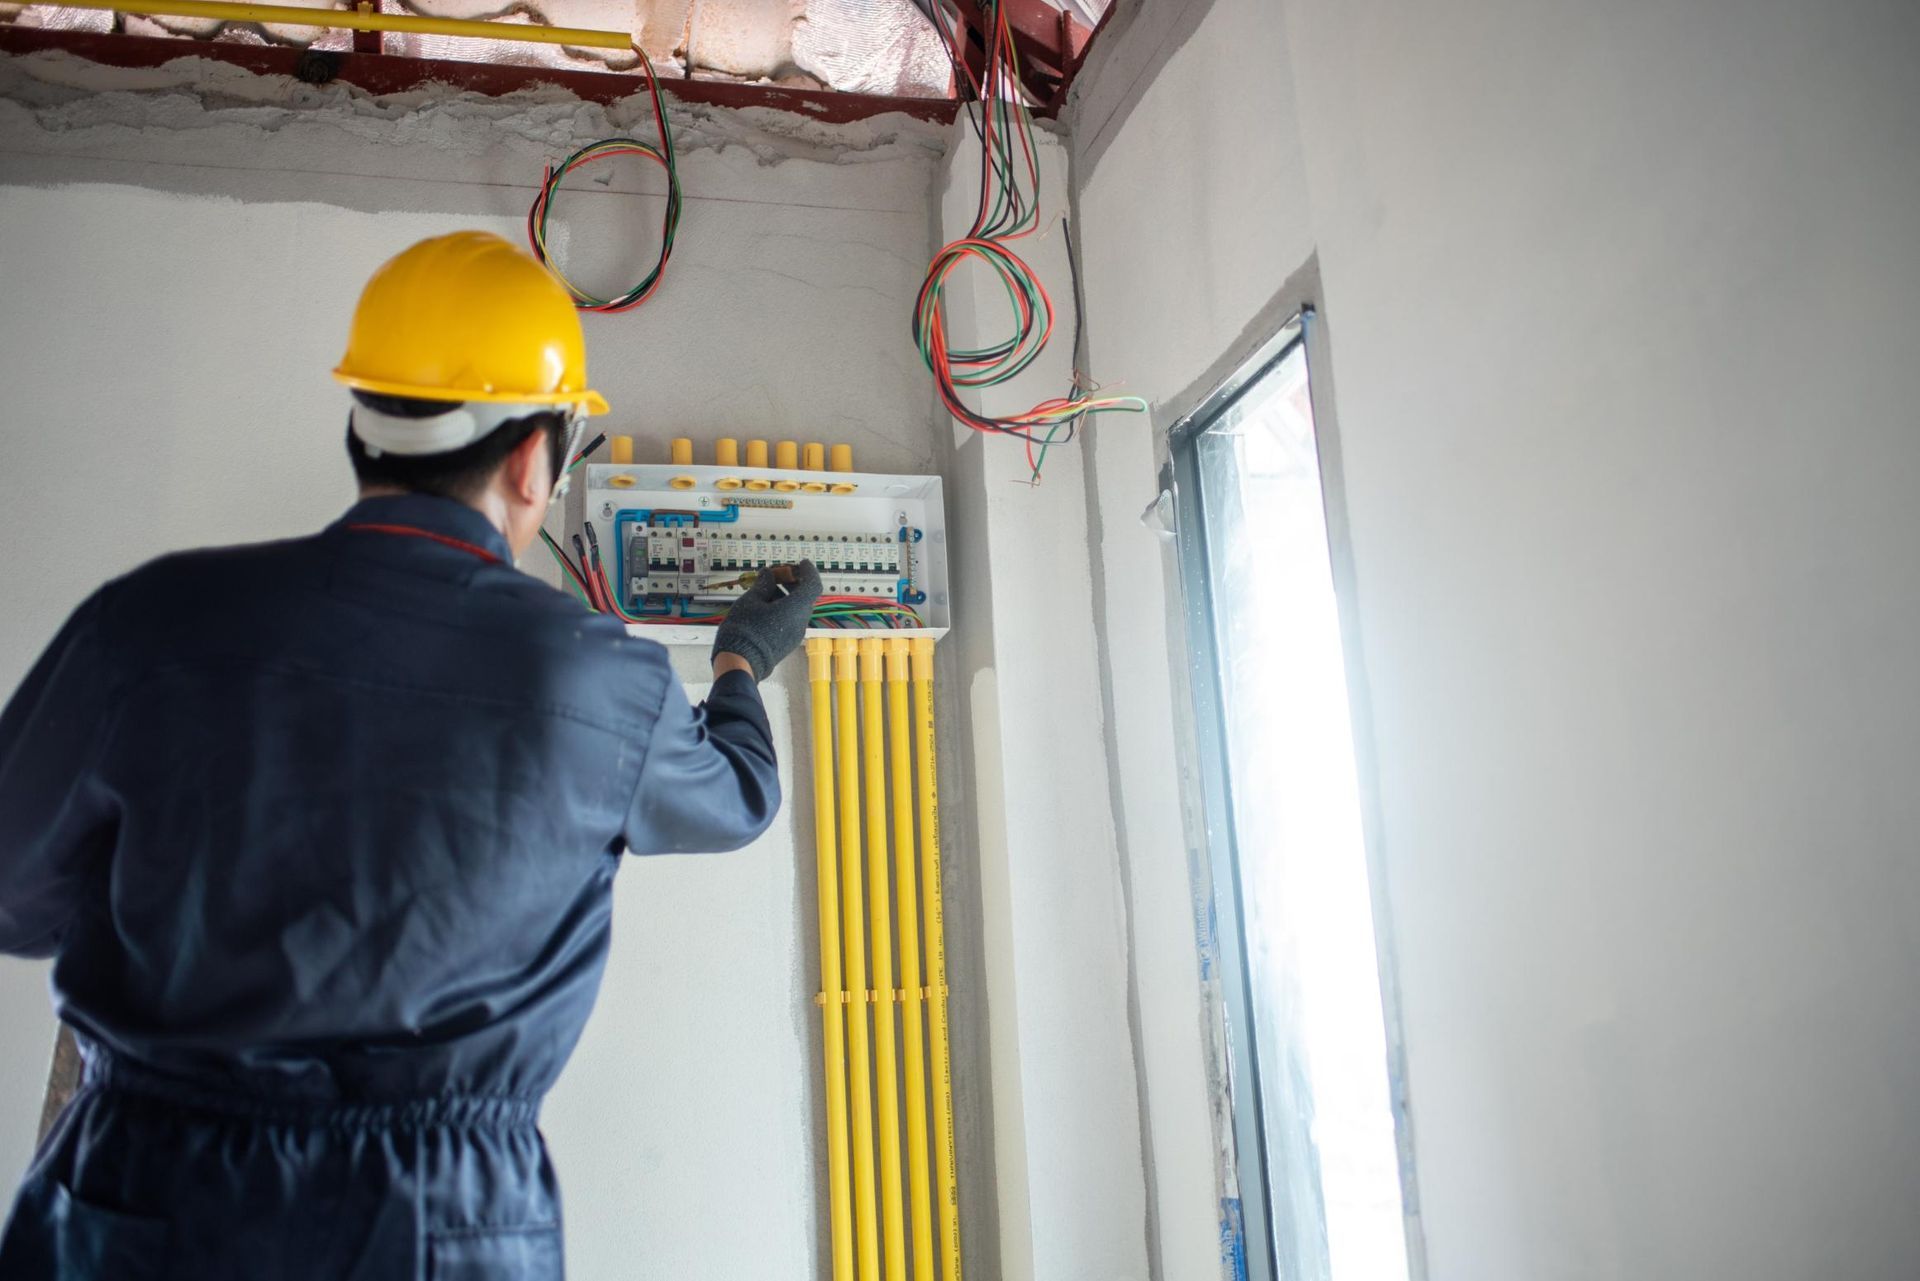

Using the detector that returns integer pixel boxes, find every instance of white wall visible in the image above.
[0,53,945,1280]
[1069,3,1322,1278]
[1071,0,1920,1277]
[936,123,1151,1281]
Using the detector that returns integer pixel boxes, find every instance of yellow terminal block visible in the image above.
[909,635,936,681]
[746,439,770,469]
[831,443,854,473]
[670,437,694,466]
[716,438,740,467]
[610,435,635,465]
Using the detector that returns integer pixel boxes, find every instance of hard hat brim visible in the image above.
[333,369,610,417]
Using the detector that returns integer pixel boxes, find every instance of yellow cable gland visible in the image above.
[745,479,773,492]
[715,477,745,491]
[609,475,638,489]
[831,482,858,495]
[801,481,830,494]
[774,480,802,493]
[669,475,698,491]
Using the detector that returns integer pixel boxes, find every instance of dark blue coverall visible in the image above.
[0,494,780,1280]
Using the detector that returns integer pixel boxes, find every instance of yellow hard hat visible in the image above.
[333,231,610,416]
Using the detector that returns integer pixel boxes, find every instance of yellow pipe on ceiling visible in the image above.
[46,0,631,49]
[807,641,856,1281]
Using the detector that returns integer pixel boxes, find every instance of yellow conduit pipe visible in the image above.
[834,639,882,1281]
[807,642,856,1281]
[912,636,963,1281]
[860,639,909,1281]
[887,639,937,1281]
[45,0,630,47]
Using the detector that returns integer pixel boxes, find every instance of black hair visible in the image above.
[347,391,568,503]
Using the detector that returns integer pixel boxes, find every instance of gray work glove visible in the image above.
[711,560,823,680]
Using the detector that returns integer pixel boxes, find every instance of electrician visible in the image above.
[0,230,820,1280]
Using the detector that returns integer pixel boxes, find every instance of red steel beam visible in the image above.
[1046,0,1114,113]
[948,0,1090,78]
[0,26,964,124]
[350,0,380,55]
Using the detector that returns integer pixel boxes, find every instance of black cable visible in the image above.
[570,432,607,467]
[915,0,989,147]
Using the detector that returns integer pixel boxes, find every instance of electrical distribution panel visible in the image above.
[579,462,951,647]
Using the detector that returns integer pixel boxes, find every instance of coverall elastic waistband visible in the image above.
[80,1050,543,1132]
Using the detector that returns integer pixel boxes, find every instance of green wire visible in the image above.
[541,531,593,608]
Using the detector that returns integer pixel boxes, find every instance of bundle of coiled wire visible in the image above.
[526,46,682,314]
[913,0,1146,481]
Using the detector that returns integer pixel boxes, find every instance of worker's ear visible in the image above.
[501,422,554,508]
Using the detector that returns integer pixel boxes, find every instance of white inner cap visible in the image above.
[350,400,548,458]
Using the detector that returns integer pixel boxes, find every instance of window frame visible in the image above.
[1166,306,1420,1281]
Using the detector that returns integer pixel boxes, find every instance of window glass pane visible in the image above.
[1197,340,1409,1281]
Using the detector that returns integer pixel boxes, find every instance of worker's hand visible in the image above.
[712,560,822,681]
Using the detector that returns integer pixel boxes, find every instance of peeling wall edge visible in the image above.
[0,26,964,126]
[0,40,957,217]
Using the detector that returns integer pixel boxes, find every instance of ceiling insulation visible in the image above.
[1,0,1109,97]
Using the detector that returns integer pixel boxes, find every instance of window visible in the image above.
[1172,314,1413,1281]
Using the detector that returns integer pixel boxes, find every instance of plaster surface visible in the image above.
[1071,0,1920,1277]
[936,120,1150,1281]
[1062,0,1324,1275]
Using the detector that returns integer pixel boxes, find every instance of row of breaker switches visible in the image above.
[631,570,902,602]
[628,528,908,604]
[637,530,903,576]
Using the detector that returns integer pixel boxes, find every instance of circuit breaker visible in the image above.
[577,461,950,646]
